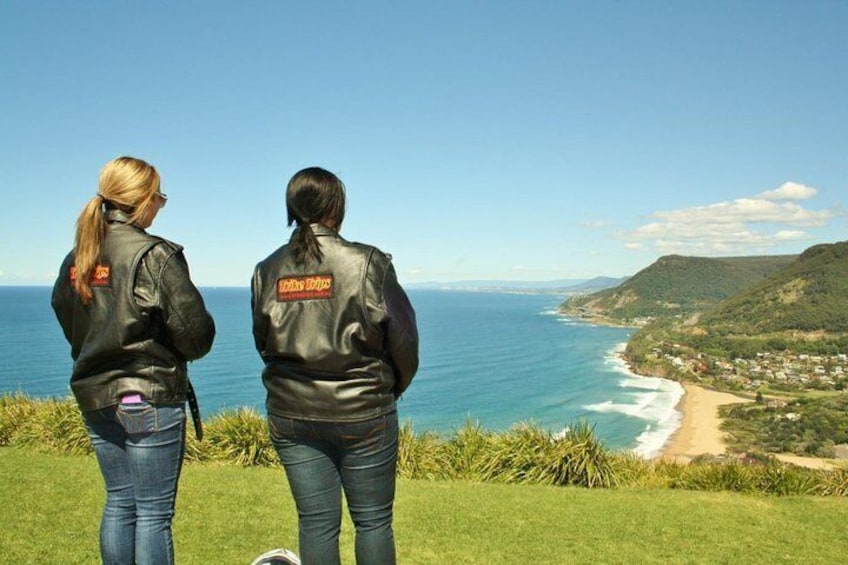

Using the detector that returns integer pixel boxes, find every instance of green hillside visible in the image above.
[624,242,848,400]
[560,254,796,323]
[698,241,848,333]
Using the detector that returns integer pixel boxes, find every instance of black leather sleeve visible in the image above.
[51,252,75,344]
[367,253,419,395]
[140,243,216,362]
[250,267,268,356]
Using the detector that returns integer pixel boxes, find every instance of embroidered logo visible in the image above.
[276,275,334,302]
[70,265,111,287]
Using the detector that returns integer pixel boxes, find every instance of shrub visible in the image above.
[0,393,37,446]
[477,421,618,488]
[479,423,556,485]
[397,421,451,480]
[10,396,91,455]
[550,420,618,488]
[819,467,848,496]
[757,463,821,496]
[441,420,495,480]
[201,408,277,467]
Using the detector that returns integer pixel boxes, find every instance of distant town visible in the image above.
[647,344,848,394]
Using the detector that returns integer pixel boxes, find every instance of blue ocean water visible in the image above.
[0,287,682,457]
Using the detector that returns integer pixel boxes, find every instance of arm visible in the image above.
[250,267,268,356]
[51,253,75,344]
[368,253,419,395]
[153,246,216,361]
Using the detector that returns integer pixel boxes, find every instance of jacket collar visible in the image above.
[310,223,340,237]
[105,209,132,224]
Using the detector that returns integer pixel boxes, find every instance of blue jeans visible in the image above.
[268,411,399,565]
[84,402,186,565]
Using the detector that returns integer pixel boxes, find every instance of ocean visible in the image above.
[0,287,682,458]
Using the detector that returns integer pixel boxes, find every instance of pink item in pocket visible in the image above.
[120,394,143,404]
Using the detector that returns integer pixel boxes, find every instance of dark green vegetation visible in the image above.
[603,241,848,460]
[722,395,848,458]
[560,253,796,323]
[700,241,848,334]
[6,450,848,564]
[4,394,848,497]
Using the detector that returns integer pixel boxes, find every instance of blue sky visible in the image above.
[2,1,846,287]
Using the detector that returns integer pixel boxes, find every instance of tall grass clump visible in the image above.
[441,420,495,479]
[397,421,451,480]
[819,467,848,496]
[669,458,760,494]
[479,421,618,487]
[195,408,277,467]
[0,393,37,446]
[661,456,824,496]
[756,462,821,496]
[0,394,90,455]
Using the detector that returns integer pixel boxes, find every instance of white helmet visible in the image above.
[250,548,301,565]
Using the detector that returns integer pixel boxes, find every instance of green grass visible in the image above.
[4,448,848,564]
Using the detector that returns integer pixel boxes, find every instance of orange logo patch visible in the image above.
[70,265,111,287]
[276,275,334,302]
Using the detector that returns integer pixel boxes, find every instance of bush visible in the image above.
[0,393,37,446]
[1,395,90,455]
[3,394,848,497]
[198,408,277,467]
[819,467,848,496]
[441,420,495,480]
[672,459,760,494]
[397,421,451,480]
[478,421,618,488]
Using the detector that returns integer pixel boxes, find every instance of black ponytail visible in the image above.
[285,167,346,265]
[289,221,323,264]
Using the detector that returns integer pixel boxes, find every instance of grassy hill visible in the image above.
[697,241,848,334]
[623,242,848,447]
[627,241,848,363]
[560,254,796,323]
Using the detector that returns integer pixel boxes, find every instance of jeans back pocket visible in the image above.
[116,401,157,435]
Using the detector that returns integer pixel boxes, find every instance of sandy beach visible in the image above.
[659,382,841,469]
[659,383,753,462]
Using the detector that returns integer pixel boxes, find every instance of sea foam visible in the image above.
[583,343,684,459]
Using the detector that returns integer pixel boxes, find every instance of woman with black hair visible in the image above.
[251,167,419,565]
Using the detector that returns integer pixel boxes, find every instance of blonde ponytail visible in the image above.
[72,156,161,305]
[73,196,107,304]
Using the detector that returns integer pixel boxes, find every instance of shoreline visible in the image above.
[658,383,753,462]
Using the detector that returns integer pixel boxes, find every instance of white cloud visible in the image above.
[757,182,817,201]
[624,182,831,256]
[774,230,807,241]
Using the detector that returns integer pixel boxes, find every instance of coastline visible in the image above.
[658,383,753,462]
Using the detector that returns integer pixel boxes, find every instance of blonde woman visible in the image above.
[52,156,215,565]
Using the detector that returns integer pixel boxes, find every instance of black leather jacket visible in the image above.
[252,225,419,422]
[51,210,215,412]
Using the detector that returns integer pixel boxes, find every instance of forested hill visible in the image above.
[560,254,797,323]
[697,241,848,333]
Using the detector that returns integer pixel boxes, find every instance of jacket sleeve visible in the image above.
[150,245,216,362]
[251,266,268,357]
[51,253,75,344]
[367,252,419,396]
